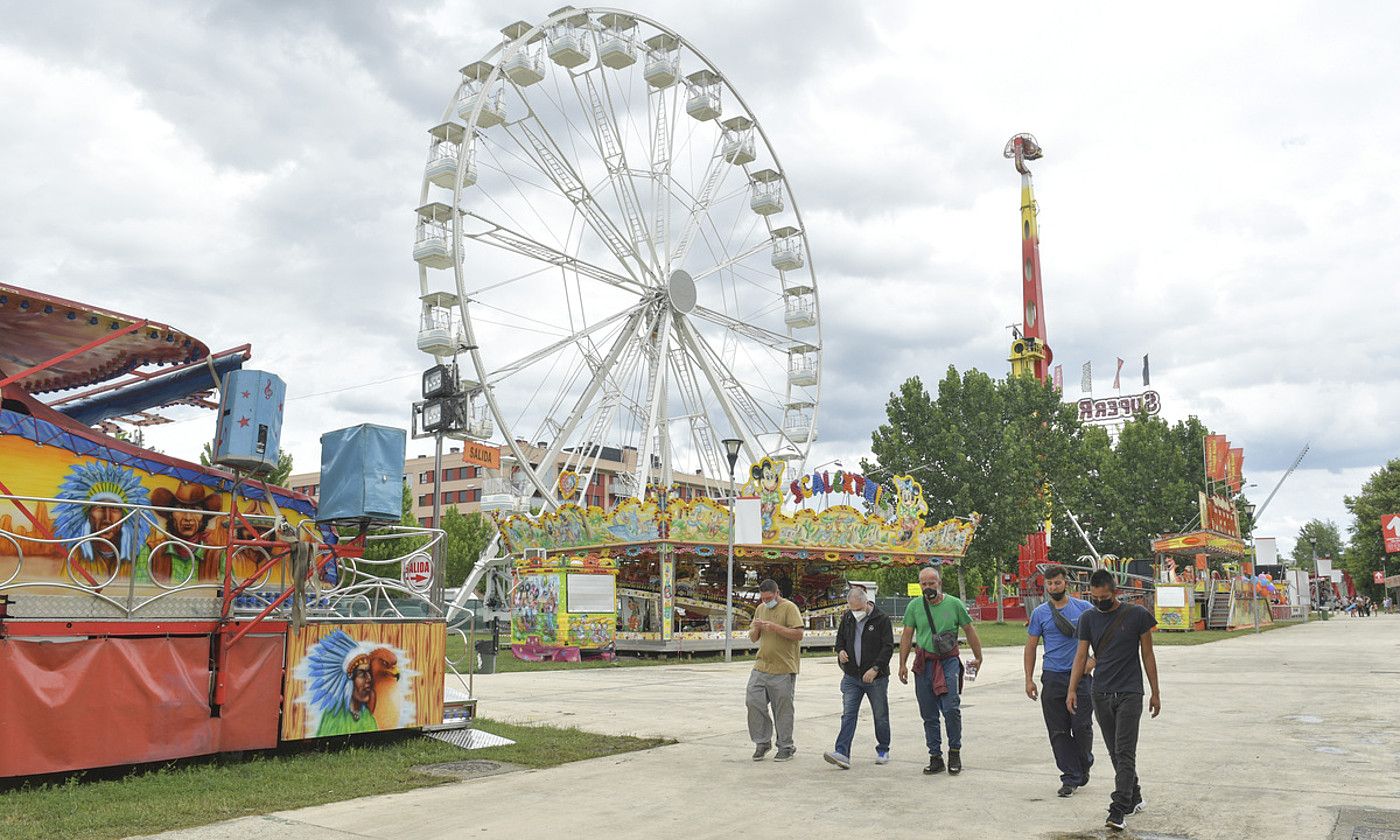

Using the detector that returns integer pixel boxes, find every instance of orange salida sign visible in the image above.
[462,441,500,470]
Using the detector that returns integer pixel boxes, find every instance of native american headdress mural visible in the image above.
[293,628,417,737]
[52,460,153,566]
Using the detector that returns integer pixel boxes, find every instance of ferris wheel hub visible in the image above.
[666,270,697,314]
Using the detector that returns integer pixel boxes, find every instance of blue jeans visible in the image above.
[912,657,962,754]
[834,674,890,757]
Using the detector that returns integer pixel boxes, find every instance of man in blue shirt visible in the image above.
[1023,564,1096,797]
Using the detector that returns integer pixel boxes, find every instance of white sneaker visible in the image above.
[822,751,851,769]
[875,749,890,765]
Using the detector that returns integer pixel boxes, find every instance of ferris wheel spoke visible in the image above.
[668,134,730,270]
[629,312,671,497]
[529,308,648,503]
[505,114,652,284]
[461,210,647,295]
[683,317,789,439]
[571,70,659,269]
[671,315,763,462]
[689,305,802,352]
[666,344,726,481]
[487,301,648,384]
[688,238,772,283]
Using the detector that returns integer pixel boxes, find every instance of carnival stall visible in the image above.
[0,284,462,779]
[1152,491,1258,631]
[497,457,979,658]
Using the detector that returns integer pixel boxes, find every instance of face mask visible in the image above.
[1094,597,1116,612]
[922,586,940,599]
[1048,590,1067,602]
[849,609,868,621]
[764,598,780,609]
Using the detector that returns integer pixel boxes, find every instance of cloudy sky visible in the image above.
[3,0,1396,559]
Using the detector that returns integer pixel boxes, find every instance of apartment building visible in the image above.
[288,441,727,527]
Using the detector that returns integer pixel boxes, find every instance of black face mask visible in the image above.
[922,586,940,599]
[1048,589,1067,602]
[1093,597,1116,612]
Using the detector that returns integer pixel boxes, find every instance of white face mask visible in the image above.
[764,598,780,609]
[849,609,868,621]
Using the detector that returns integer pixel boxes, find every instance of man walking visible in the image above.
[898,566,983,776]
[1068,569,1161,831]
[747,579,805,762]
[824,584,894,769]
[1024,564,1096,797]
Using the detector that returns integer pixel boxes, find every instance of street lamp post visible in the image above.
[721,438,744,663]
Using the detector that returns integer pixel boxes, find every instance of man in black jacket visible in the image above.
[824,584,894,769]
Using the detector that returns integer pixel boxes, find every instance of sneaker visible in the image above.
[1133,797,1146,814]
[752,744,770,761]
[875,749,890,765]
[923,753,945,775]
[773,747,796,762]
[1057,783,1075,798]
[823,751,851,769]
[947,748,962,775]
[1105,809,1127,831]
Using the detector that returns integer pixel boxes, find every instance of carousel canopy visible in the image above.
[0,283,209,394]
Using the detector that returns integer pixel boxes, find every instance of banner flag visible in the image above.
[1205,435,1229,481]
[1226,447,1244,492]
[1114,358,1124,390]
[1053,364,1063,392]
[1081,362,1092,393]
[1142,354,1150,387]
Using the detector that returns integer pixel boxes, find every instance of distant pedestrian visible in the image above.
[898,566,984,776]
[747,579,805,762]
[1068,569,1161,832]
[824,584,894,769]
[1024,564,1096,797]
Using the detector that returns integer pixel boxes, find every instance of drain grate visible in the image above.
[1335,808,1400,840]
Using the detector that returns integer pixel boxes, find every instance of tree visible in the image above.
[361,481,421,565]
[440,507,496,588]
[865,367,1234,592]
[1343,459,1400,597]
[199,441,294,486]
[1289,519,1343,571]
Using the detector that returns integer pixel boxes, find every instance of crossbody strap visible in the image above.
[1048,602,1078,637]
[1092,605,1132,655]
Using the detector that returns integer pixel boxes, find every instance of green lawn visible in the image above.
[959,618,1302,647]
[0,719,670,840]
[446,635,837,672]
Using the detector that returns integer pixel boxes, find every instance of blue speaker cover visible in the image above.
[213,370,286,473]
[317,424,407,523]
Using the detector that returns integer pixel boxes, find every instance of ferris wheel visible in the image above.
[414,7,820,508]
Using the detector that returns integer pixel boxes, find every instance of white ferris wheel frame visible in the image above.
[415,6,821,511]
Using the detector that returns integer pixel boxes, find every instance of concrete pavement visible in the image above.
[139,615,1400,840]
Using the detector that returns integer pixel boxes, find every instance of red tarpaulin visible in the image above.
[0,633,283,778]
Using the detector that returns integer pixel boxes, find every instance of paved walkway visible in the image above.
[141,615,1400,840]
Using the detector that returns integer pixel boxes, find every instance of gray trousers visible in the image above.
[746,670,797,749]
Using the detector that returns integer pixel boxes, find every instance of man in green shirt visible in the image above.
[747,578,805,762]
[899,566,983,775]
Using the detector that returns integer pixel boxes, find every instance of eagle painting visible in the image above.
[294,629,417,737]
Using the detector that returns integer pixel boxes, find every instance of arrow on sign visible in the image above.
[1387,517,1400,536]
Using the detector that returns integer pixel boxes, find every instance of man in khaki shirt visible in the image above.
[747,579,804,761]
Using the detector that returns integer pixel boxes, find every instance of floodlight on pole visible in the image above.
[721,438,743,663]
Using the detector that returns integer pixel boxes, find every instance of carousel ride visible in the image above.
[411,7,980,659]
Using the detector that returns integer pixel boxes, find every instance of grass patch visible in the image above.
[0,718,669,840]
[1151,620,1301,645]
[954,619,1303,647]
[447,635,836,672]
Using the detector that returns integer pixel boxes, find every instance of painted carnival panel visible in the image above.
[281,621,445,740]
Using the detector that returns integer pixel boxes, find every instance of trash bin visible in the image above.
[475,639,498,674]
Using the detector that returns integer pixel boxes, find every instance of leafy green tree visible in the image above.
[361,482,421,565]
[1343,460,1400,596]
[440,507,496,588]
[1290,519,1343,571]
